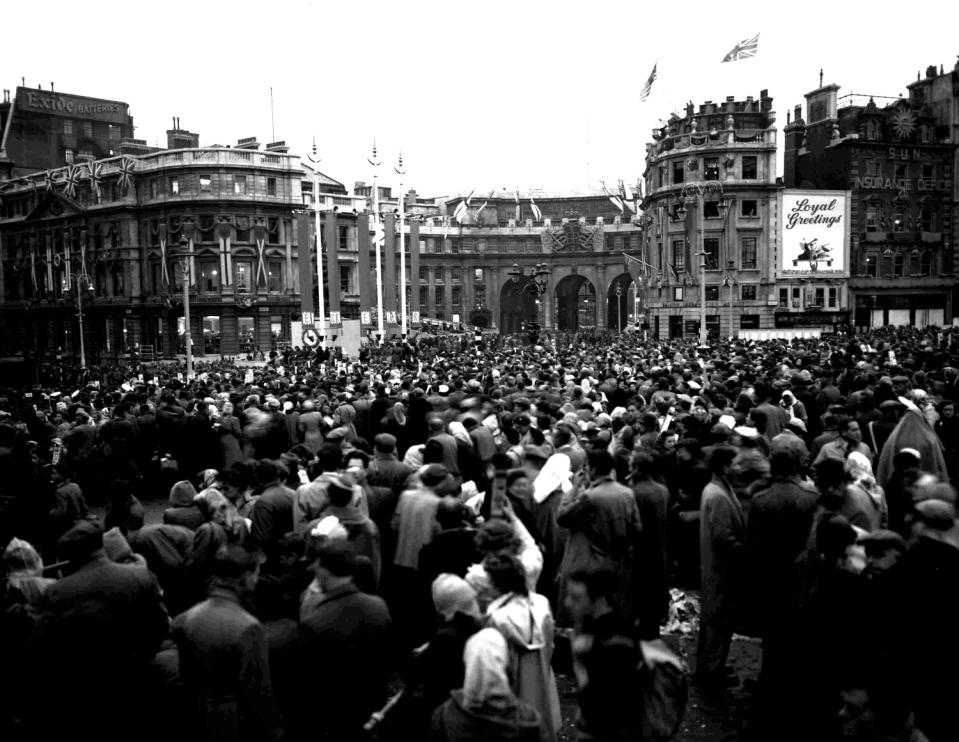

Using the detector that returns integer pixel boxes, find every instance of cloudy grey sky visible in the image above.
[5,0,958,198]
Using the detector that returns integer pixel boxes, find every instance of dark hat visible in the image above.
[515,413,531,426]
[859,529,907,554]
[891,375,910,384]
[879,399,904,411]
[57,521,104,563]
[374,433,398,451]
[522,444,549,462]
[420,464,451,489]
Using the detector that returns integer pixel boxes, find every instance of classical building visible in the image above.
[0,126,368,361]
[784,73,957,327]
[404,195,645,333]
[642,91,780,339]
[0,85,135,178]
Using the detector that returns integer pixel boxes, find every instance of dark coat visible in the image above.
[249,484,295,551]
[298,583,393,740]
[430,691,540,742]
[420,612,482,712]
[172,587,282,742]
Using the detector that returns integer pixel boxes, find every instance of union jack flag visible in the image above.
[453,190,474,224]
[117,156,137,193]
[86,160,103,200]
[44,170,59,192]
[63,165,82,199]
[721,34,759,63]
[0,181,10,209]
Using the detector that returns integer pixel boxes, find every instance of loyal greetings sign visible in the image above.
[779,190,850,277]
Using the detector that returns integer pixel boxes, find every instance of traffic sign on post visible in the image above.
[301,328,320,347]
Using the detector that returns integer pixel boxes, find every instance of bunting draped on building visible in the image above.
[44,170,58,192]
[254,225,269,287]
[86,161,103,201]
[116,157,136,193]
[63,165,82,199]
[0,182,10,209]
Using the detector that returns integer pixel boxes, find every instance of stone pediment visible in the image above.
[23,189,87,222]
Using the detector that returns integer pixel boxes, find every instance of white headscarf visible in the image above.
[448,421,472,446]
[461,628,515,711]
[532,453,573,504]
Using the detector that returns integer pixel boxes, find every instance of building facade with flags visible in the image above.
[0,86,135,179]
[404,194,645,333]
[784,67,957,328]
[0,117,370,361]
[642,90,782,339]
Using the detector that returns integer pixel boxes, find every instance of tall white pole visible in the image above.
[310,140,327,348]
[370,142,385,341]
[396,152,407,338]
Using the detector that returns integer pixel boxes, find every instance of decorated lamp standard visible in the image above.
[174,235,193,379]
[615,282,625,333]
[395,152,408,338]
[308,140,328,348]
[723,260,737,340]
[62,272,94,369]
[676,181,727,345]
[368,141,385,342]
[507,263,550,335]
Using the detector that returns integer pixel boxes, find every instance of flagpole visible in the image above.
[310,139,327,348]
[369,142,385,342]
[396,152,407,338]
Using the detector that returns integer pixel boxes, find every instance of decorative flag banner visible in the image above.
[63,165,82,198]
[599,181,624,213]
[640,63,657,101]
[530,196,542,221]
[667,263,680,284]
[117,156,137,193]
[453,190,474,224]
[721,34,759,63]
[618,180,636,213]
[44,170,58,192]
[86,161,103,201]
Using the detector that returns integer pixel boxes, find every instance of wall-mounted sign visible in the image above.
[779,190,850,278]
[17,88,128,123]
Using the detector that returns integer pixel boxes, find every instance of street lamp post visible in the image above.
[507,263,550,335]
[677,181,725,345]
[175,235,193,380]
[395,153,407,339]
[63,273,94,369]
[308,141,327,348]
[615,282,624,333]
[724,260,737,340]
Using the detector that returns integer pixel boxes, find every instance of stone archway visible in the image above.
[607,272,637,331]
[554,274,596,331]
[499,278,537,334]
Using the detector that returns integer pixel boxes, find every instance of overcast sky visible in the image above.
[5,0,959,198]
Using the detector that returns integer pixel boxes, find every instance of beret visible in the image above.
[374,433,397,449]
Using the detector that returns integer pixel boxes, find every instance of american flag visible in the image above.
[640,63,657,101]
[721,34,759,63]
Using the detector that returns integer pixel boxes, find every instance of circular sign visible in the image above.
[301,328,319,347]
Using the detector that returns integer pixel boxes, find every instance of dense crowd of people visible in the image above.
[1,324,958,742]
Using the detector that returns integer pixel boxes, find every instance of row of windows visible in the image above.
[860,250,937,277]
[666,236,759,271]
[861,161,942,180]
[864,204,938,233]
[149,174,279,199]
[417,286,468,307]
[663,284,765,302]
[154,258,285,294]
[146,216,282,246]
[666,199,760,220]
[656,155,760,189]
[62,120,122,141]
[778,286,841,310]
[417,266,485,282]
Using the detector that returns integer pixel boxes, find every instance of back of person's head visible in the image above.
[769,435,808,478]
[255,459,281,485]
[483,551,528,596]
[428,416,445,433]
[436,496,466,529]
[815,457,847,495]
[631,449,657,481]
[552,426,573,447]
[475,518,520,556]
[57,521,105,565]
[314,539,357,578]
[587,450,615,478]
[423,439,445,464]
[706,445,738,476]
[326,478,355,509]
[318,444,343,473]
[816,514,856,562]
[213,543,264,581]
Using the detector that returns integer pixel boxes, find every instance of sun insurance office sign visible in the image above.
[777,189,851,279]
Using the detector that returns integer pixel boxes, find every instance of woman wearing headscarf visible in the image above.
[876,402,948,490]
[449,421,480,488]
[483,553,560,742]
[329,403,361,448]
[530,453,573,609]
[843,451,886,532]
[382,401,409,456]
[430,628,541,742]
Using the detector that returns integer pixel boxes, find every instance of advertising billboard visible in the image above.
[779,190,850,278]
